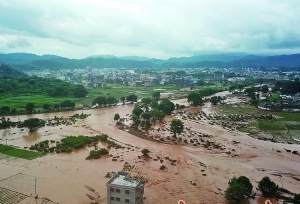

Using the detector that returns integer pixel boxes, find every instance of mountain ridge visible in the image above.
[1,52,300,70]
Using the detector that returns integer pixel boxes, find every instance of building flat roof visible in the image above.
[108,172,140,187]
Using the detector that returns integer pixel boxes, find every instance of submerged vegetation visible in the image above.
[30,134,109,153]
[0,112,90,131]
[86,148,109,160]
[29,134,123,159]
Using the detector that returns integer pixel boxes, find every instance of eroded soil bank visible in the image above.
[1,99,300,204]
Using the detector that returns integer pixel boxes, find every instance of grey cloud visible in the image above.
[0,0,300,58]
[268,39,300,49]
[6,38,31,48]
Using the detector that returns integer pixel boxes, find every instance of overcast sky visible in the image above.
[0,0,300,59]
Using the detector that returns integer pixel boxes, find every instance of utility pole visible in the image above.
[34,177,38,199]
[279,176,283,188]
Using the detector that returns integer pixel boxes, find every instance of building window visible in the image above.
[111,188,115,192]
[116,197,120,201]
[111,197,114,200]
[116,189,120,193]
[125,190,129,194]
[125,199,129,203]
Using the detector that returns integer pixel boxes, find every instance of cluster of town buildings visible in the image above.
[259,92,300,111]
[25,66,300,90]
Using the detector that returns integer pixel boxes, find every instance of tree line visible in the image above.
[0,99,77,115]
[225,175,299,204]
[0,75,88,97]
[273,80,300,94]
[187,87,227,106]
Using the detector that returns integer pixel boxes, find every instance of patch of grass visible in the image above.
[0,94,81,109]
[1,83,219,113]
[285,124,300,130]
[268,92,281,103]
[0,144,15,152]
[274,112,300,122]
[220,105,262,115]
[258,120,286,131]
[0,144,44,160]
[87,84,182,102]
[238,121,259,136]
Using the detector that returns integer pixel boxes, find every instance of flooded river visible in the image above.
[1,99,300,204]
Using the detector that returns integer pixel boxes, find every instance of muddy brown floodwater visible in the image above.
[1,99,300,204]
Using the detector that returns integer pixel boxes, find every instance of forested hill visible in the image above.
[0,64,88,98]
[1,55,156,71]
[0,64,26,77]
[1,53,300,70]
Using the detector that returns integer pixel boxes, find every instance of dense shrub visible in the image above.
[141,148,150,156]
[225,176,253,203]
[258,176,278,197]
[86,148,109,160]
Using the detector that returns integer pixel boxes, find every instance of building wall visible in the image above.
[107,182,144,204]
[107,184,144,204]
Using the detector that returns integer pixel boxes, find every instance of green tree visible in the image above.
[196,80,206,86]
[152,91,161,100]
[141,148,150,156]
[210,96,222,105]
[187,92,203,106]
[0,117,13,128]
[22,118,46,132]
[127,94,138,104]
[92,96,107,107]
[151,110,165,121]
[132,117,141,129]
[141,112,153,121]
[74,85,88,97]
[229,85,237,92]
[60,100,75,109]
[141,97,152,105]
[43,103,51,111]
[25,102,35,113]
[291,193,300,204]
[258,176,278,197]
[150,100,159,109]
[107,96,117,106]
[230,176,253,195]
[225,183,249,203]
[132,107,143,117]
[120,96,126,105]
[158,98,175,115]
[10,108,17,114]
[225,176,253,203]
[53,104,60,110]
[170,119,184,137]
[0,106,10,114]
[114,113,120,121]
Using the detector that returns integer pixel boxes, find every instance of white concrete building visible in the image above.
[106,172,144,204]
